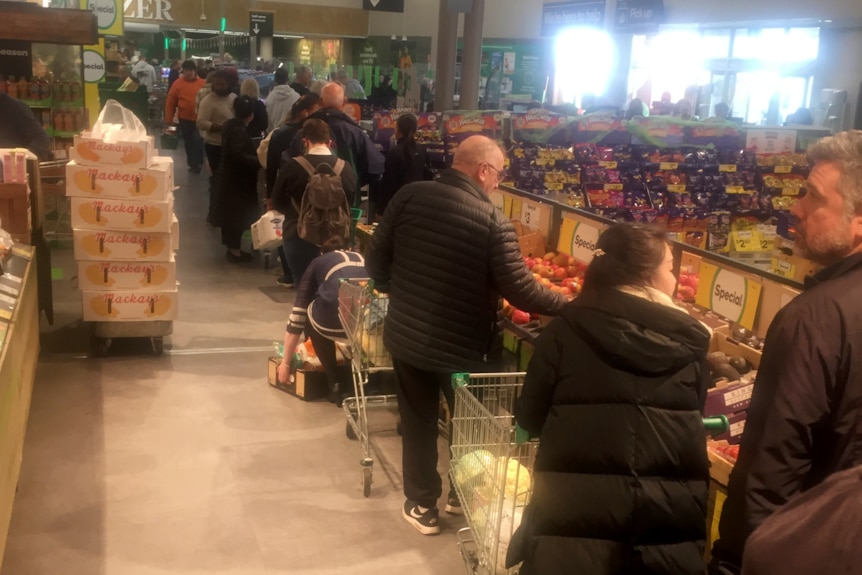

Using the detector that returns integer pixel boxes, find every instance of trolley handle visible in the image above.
[515,416,730,446]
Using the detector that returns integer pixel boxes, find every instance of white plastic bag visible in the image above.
[91,99,149,144]
[251,210,284,250]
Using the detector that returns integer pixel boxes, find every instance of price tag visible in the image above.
[782,188,801,196]
[511,198,523,222]
[520,202,540,228]
[667,184,687,193]
[719,164,738,173]
[598,161,618,169]
[732,230,757,252]
[659,162,679,170]
[774,165,793,174]
[603,183,624,191]
[489,190,505,212]
[771,258,796,279]
[725,186,749,194]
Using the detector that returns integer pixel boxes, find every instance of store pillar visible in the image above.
[460,0,484,111]
[434,0,458,113]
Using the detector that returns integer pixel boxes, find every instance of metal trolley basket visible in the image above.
[337,278,397,497]
[449,372,535,575]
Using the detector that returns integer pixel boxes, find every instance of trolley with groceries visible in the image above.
[448,371,732,575]
[337,278,397,497]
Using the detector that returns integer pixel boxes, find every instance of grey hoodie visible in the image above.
[265,84,300,132]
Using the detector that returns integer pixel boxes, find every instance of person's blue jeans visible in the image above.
[282,234,320,282]
[177,119,204,170]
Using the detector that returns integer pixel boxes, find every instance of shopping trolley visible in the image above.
[449,372,732,575]
[449,372,533,575]
[337,278,397,497]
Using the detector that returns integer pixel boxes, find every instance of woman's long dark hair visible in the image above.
[287,93,321,125]
[581,223,669,297]
[396,113,419,165]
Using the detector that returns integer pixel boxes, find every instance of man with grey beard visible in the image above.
[710,130,862,573]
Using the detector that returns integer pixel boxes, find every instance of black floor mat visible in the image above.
[258,285,295,304]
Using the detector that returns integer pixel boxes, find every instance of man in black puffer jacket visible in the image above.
[366,135,566,536]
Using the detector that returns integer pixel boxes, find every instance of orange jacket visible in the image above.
[165,76,206,122]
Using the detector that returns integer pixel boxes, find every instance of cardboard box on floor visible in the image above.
[81,288,178,321]
[77,258,177,291]
[267,357,329,401]
[70,195,174,233]
[65,158,174,201]
[70,134,155,169]
[73,228,174,261]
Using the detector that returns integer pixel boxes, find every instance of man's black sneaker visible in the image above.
[444,494,463,515]
[402,501,441,535]
[276,276,294,288]
[226,250,253,263]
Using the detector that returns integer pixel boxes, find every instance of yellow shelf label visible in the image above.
[667,184,687,193]
[719,164,738,173]
[774,165,793,174]
[659,162,679,170]
[603,183,624,191]
[598,161,618,169]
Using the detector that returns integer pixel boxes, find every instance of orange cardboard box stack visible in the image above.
[66,136,179,322]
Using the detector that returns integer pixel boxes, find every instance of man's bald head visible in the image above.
[321,82,345,109]
[451,135,506,195]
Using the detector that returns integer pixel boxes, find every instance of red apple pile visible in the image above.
[677,272,699,302]
[523,251,587,299]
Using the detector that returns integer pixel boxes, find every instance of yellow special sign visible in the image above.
[695,262,763,330]
[557,216,604,265]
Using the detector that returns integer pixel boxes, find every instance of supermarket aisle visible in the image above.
[1,156,465,575]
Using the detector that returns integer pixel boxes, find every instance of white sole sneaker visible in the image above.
[402,505,441,535]
[444,502,463,515]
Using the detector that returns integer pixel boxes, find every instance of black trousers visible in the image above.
[221,226,244,250]
[178,119,203,170]
[205,143,221,221]
[392,357,455,509]
[307,322,351,392]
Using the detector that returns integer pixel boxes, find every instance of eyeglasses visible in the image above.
[482,163,509,183]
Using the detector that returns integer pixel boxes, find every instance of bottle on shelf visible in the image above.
[28,77,40,101]
[7,77,17,99]
[70,82,82,103]
[52,81,62,101]
[73,110,85,131]
[63,112,74,133]
[17,77,28,101]
[53,110,64,134]
[41,110,51,131]
[39,78,51,101]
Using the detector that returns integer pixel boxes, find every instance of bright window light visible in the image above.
[555,27,615,105]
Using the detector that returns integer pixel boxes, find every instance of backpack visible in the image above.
[292,156,350,246]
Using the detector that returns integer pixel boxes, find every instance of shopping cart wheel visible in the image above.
[346,420,358,441]
[362,467,372,497]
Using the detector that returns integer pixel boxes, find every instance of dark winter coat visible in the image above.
[378,137,431,214]
[214,118,261,229]
[247,98,268,139]
[289,107,385,189]
[514,289,711,575]
[265,122,302,199]
[711,252,862,574]
[365,168,566,373]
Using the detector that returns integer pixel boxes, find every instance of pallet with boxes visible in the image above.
[66,133,179,322]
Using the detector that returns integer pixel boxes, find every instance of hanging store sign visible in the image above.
[695,262,763,331]
[362,0,405,13]
[614,0,663,33]
[123,0,173,22]
[249,11,274,37]
[83,0,124,37]
[0,41,33,79]
[541,1,606,37]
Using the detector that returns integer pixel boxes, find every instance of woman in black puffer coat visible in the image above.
[512,223,712,575]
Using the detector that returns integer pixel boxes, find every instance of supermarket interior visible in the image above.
[2,0,862,574]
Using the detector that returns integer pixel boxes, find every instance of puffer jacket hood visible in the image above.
[265,84,300,131]
[563,290,710,376]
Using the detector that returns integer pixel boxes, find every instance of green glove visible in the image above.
[515,424,531,446]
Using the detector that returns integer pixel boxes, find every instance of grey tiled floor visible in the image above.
[1,152,465,574]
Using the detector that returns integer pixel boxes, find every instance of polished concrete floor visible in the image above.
[1,153,466,574]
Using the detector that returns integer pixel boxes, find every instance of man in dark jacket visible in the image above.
[366,135,567,536]
[272,118,357,286]
[0,92,51,160]
[710,130,862,573]
[290,66,312,97]
[289,83,384,210]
